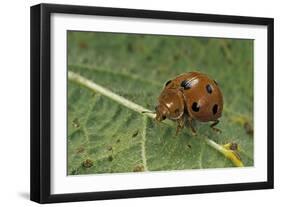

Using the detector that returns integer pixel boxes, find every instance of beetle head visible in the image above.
[155,104,169,122]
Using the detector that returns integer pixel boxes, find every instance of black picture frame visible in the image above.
[30,3,274,204]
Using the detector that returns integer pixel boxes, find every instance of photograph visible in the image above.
[67,31,254,175]
[30,3,273,203]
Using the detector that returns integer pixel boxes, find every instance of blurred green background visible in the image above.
[67,31,253,175]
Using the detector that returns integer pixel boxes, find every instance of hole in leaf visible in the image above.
[82,159,93,168]
[133,164,144,172]
[108,155,113,162]
[132,130,139,137]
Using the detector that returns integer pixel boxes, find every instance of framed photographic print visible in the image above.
[30,3,274,203]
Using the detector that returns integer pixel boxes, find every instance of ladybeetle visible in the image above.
[155,72,223,134]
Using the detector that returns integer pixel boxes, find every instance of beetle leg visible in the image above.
[176,116,185,136]
[210,120,221,133]
[187,116,197,135]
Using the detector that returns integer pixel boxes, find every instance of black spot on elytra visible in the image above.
[206,84,212,94]
[192,102,200,112]
[181,80,191,89]
[212,104,218,115]
[165,80,172,86]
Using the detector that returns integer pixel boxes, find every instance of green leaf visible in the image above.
[67,32,253,175]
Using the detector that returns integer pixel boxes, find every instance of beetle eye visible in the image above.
[165,80,172,87]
